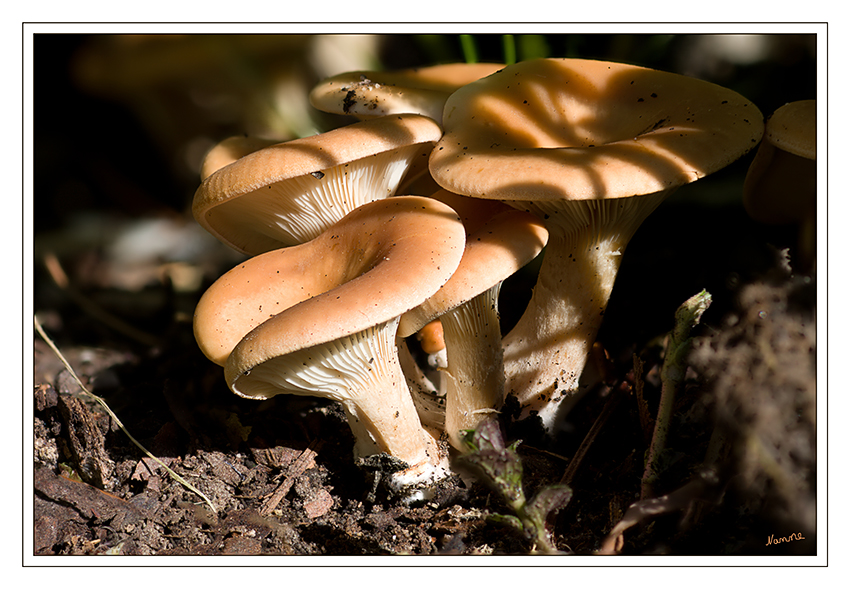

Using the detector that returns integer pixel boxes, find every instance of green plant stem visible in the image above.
[523,506,559,554]
[502,35,516,65]
[640,290,711,499]
[461,419,571,554]
[460,35,478,63]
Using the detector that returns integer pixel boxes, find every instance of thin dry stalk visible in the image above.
[33,314,218,515]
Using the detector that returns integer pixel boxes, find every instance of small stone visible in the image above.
[303,489,334,519]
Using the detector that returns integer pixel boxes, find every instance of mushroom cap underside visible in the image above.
[196,114,441,206]
[193,113,443,254]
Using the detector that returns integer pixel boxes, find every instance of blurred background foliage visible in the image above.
[32,33,817,347]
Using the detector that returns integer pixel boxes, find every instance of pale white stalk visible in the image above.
[441,284,505,449]
[396,337,446,431]
[503,191,673,432]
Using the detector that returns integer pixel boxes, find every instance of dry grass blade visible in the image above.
[33,313,218,515]
[560,380,629,486]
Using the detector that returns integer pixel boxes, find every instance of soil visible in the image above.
[30,33,819,559]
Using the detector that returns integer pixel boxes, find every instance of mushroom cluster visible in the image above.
[194,196,466,495]
[192,57,765,496]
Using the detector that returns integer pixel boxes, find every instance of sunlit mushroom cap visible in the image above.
[398,190,548,337]
[430,58,764,202]
[193,113,443,255]
[309,62,505,122]
[199,135,280,181]
[193,196,465,371]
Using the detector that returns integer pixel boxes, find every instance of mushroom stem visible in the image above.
[441,283,506,450]
[396,336,446,431]
[232,317,449,488]
[503,191,672,432]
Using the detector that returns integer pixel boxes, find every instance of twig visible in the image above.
[598,469,723,555]
[561,380,629,486]
[259,442,320,517]
[632,355,653,446]
[33,314,217,515]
